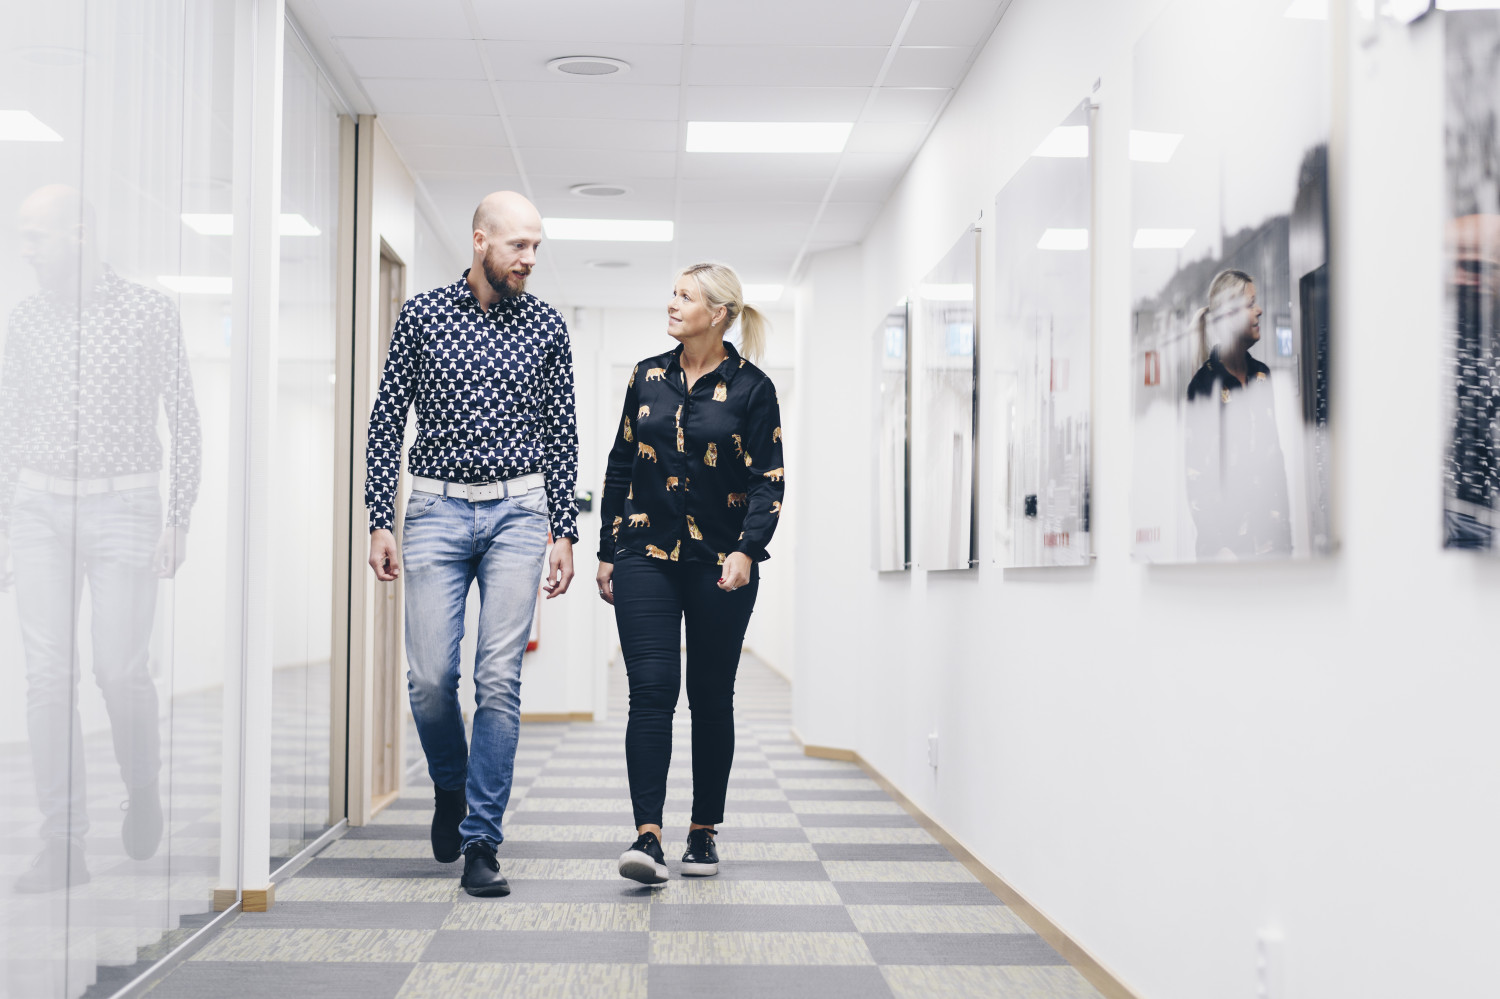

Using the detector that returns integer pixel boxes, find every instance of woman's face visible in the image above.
[1216,282,1262,346]
[666,276,723,342]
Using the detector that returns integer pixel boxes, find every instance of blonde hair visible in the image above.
[1192,268,1254,369]
[677,261,768,362]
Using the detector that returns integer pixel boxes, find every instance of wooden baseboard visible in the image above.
[243,884,275,913]
[799,738,1143,999]
[521,711,594,723]
[369,789,401,817]
[211,888,237,912]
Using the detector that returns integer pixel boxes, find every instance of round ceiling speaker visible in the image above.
[569,183,631,199]
[547,56,631,78]
[586,260,631,270]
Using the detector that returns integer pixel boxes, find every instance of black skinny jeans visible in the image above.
[611,550,759,829]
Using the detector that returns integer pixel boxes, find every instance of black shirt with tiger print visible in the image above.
[598,341,784,566]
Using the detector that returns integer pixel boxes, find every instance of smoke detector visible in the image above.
[547,56,630,78]
[570,183,631,199]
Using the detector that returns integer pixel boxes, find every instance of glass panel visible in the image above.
[0,0,237,995]
[269,26,342,866]
[1130,0,1332,563]
[873,302,910,571]
[913,228,979,570]
[997,100,1093,567]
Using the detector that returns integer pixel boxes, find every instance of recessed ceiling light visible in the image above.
[181,212,321,236]
[586,259,632,269]
[1134,229,1195,250]
[547,56,631,77]
[0,110,63,142]
[919,283,974,302]
[686,121,852,154]
[1032,126,1088,158]
[1038,229,1089,251]
[543,218,673,242]
[569,183,631,199]
[1130,131,1184,163]
[741,284,783,302]
[159,275,232,295]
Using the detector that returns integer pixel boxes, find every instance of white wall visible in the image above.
[791,4,1497,999]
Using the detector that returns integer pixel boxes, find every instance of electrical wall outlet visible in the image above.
[927,733,939,769]
[1256,926,1285,999]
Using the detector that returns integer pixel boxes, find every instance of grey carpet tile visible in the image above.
[795,814,920,828]
[479,880,668,903]
[649,904,856,932]
[419,929,649,964]
[672,860,828,882]
[861,932,1069,967]
[782,790,897,801]
[813,843,965,862]
[834,883,1004,906]
[142,961,415,999]
[647,964,896,999]
[237,902,455,930]
[298,858,462,879]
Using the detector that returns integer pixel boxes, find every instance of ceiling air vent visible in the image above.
[570,183,631,199]
[547,56,630,78]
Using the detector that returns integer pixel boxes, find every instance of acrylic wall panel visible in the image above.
[996,100,1093,568]
[873,302,911,571]
[913,228,979,571]
[1129,0,1333,563]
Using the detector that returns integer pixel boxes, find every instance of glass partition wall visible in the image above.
[0,3,349,995]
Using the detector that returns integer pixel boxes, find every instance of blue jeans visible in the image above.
[10,484,162,846]
[401,486,549,850]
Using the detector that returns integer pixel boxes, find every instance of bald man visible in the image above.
[365,191,579,897]
[0,186,201,892]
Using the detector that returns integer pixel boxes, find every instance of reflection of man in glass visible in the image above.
[1184,268,1292,560]
[0,186,201,892]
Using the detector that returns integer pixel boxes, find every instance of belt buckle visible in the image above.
[473,482,501,502]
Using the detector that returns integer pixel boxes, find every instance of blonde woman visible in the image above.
[1184,268,1292,559]
[596,262,785,883]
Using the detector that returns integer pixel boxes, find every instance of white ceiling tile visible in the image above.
[497,82,681,120]
[310,0,471,39]
[818,201,885,227]
[838,150,915,178]
[481,42,683,86]
[684,86,867,121]
[883,47,970,89]
[363,79,498,115]
[520,148,678,179]
[379,114,509,147]
[678,152,839,179]
[470,0,687,43]
[676,202,821,225]
[687,46,886,88]
[831,174,898,202]
[692,0,910,45]
[422,174,526,204]
[508,117,679,152]
[676,176,834,202]
[532,199,678,221]
[396,144,519,174]
[863,87,950,122]
[845,121,929,154]
[811,217,874,244]
[335,38,485,80]
[902,1,1005,47]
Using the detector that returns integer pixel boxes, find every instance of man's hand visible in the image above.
[543,538,575,598]
[370,529,401,581]
[153,526,189,578]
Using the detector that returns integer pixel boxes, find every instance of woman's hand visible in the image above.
[596,561,615,605]
[718,552,752,592]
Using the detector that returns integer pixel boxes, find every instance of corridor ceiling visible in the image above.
[287,0,1012,308]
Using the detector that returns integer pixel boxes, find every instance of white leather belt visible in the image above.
[411,472,545,502]
[18,469,158,496]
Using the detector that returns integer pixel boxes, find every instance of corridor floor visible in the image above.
[142,656,1104,999]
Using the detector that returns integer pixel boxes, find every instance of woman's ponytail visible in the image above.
[738,303,767,363]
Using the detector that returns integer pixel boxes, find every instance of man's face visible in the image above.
[479,217,543,298]
[18,202,82,294]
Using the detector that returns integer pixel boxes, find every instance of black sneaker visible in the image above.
[431,785,467,863]
[14,842,89,894]
[618,831,670,885]
[680,828,719,877]
[460,842,510,897]
[122,782,164,861]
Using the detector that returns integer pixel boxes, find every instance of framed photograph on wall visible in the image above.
[995,99,1093,568]
[913,226,980,571]
[1130,0,1333,564]
[873,301,912,571]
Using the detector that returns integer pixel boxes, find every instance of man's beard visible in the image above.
[482,255,526,299]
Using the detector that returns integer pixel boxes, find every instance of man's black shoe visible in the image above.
[432,786,467,863]
[618,831,670,885]
[122,781,164,861]
[460,841,510,897]
[680,827,719,877]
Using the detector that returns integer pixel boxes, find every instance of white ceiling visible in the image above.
[288,0,1012,308]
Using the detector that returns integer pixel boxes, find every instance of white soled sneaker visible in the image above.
[618,831,670,884]
[680,827,719,876]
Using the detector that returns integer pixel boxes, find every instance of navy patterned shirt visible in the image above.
[365,272,579,539]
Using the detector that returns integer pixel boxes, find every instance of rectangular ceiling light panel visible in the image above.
[686,121,853,153]
[1032,125,1088,158]
[1038,228,1089,251]
[0,110,63,142]
[543,218,675,242]
[1133,229,1195,250]
[181,213,321,236]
